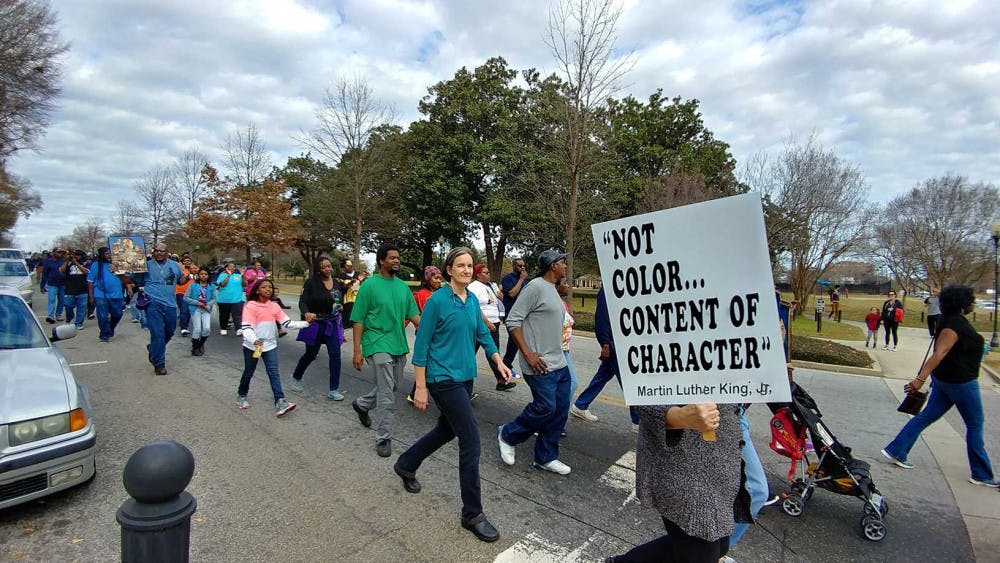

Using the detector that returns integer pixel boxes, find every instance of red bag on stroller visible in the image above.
[770,406,807,479]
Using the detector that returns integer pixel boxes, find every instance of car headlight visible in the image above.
[7,408,88,447]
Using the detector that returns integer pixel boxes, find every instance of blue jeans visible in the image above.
[238,347,285,402]
[95,298,124,341]
[46,284,65,319]
[291,321,342,391]
[574,356,639,425]
[64,293,89,327]
[397,379,482,521]
[176,294,190,331]
[501,366,572,464]
[731,408,769,545]
[130,299,147,327]
[885,378,994,481]
[189,308,212,338]
[145,301,177,367]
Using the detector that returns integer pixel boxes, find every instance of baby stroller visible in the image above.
[769,381,889,541]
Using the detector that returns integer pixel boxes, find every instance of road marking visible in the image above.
[494,451,637,562]
[69,361,108,367]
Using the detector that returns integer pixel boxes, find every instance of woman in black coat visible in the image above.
[880,290,904,350]
[290,256,345,400]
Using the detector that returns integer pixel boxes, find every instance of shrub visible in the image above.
[573,311,595,332]
[791,336,873,368]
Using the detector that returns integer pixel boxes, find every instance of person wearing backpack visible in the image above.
[881,290,904,350]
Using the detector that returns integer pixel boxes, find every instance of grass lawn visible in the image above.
[790,314,865,340]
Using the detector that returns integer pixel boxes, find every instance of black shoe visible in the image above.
[393,462,421,493]
[496,381,517,391]
[461,514,500,543]
[45,317,54,324]
[352,400,371,428]
[191,340,199,356]
[376,439,391,458]
[154,365,167,376]
[470,392,480,402]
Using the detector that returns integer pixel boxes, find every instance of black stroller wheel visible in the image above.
[782,495,804,517]
[792,479,814,501]
[860,515,887,542]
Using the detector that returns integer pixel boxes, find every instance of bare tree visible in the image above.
[110,199,146,235]
[297,77,396,262]
[544,0,633,296]
[875,175,1000,292]
[0,163,41,239]
[743,135,871,310]
[53,217,107,252]
[172,147,211,223]
[133,166,178,245]
[0,0,69,157]
[225,122,271,187]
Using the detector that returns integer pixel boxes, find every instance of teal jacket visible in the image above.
[412,284,497,383]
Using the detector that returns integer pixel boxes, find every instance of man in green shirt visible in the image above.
[351,244,421,457]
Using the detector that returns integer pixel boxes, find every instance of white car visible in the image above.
[0,259,34,306]
[0,286,96,509]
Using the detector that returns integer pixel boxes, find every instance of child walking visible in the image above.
[237,279,309,416]
[184,268,216,356]
[865,306,881,348]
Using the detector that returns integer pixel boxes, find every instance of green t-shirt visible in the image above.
[350,274,419,356]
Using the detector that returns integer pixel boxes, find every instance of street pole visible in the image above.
[991,220,1000,348]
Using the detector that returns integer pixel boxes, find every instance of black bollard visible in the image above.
[815,311,822,333]
[117,441,197,563]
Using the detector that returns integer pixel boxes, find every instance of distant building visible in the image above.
[574,274,602,289]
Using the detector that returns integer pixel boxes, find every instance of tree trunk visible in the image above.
[565,163,580,302]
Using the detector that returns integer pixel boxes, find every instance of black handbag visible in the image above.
[897,338,934,415]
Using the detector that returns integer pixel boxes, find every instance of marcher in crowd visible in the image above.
[184,268,216,356]
[243,258,266,298]
[500,258,529,376]
[408,266,444,404]
[881,290,904,350]
[394,247,512,543]
[469,264,517,392]
[569,286,639,430]
[175,255,195,336]
[337,258,363,332]
[497,249,574,476]
[61,249,91,329]
[236,279,308,416]
[40,248,67,323]
[291,256,346,401]
[925,290,941,337]
[882,285,998,487]
[216,259,245,336]
[556,276,577,436]
[827,284,840,319]
[87,247,125,343]
[351,243,420,458]
[604,402,749,562]
[134,242,185,375]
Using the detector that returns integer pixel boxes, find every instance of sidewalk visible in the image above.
[821,322,1000,562]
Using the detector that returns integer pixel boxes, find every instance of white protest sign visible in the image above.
[591,192,791,406]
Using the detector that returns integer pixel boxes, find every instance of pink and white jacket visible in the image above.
[241,300,308,352]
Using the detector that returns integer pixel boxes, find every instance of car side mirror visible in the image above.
[52,324,77,342]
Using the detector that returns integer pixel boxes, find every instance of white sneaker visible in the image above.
[220,329,228,336]
[534,459,571,475]
[181,329,190,336]
[892,345,897,351]
[497,425,516,466]
[570,405,598,422]
[631,423,639,433]
[236,329,244,336]
[883,345,889,350]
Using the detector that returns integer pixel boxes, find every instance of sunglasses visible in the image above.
[154,248,168,252]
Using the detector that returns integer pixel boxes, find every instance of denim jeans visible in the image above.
[64,293,89,327]
[574,355,639,425]
[94,298,124,341]
[175,294,191,331]
[292,320,342,391]
[731,408,769,545]
[130,299,147,328]
[500,366,572,464]
[145,301,177,367]
[189,308,212,338]
[885,378,994,481]
[46,284,65,319]
[397,379,483,521]
[238,347,285,402]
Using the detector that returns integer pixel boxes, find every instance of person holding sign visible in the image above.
[497,250,574,476]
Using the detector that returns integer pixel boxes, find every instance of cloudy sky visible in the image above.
[8,0,1000,250]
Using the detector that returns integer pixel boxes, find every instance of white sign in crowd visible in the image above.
[591,192,791,406]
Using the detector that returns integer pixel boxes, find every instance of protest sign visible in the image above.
[108,235,147,274]
[591,193,790,406]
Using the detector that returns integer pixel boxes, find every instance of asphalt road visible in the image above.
[0,295,987,562]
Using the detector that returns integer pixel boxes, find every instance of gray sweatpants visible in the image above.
[356,352,407,442]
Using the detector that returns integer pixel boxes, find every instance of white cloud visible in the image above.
[7,0,1000,250]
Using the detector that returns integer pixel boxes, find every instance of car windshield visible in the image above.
[0,250,23,260]
[0,295,47,350]
[0,261,29,277]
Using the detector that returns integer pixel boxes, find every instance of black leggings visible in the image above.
[218,302,243,331]
[884,321,899,346]
[610,518,729,563]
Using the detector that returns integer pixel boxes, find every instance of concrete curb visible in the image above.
[980,362,1000,385]
[790,359,882,377]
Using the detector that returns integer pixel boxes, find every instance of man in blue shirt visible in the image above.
[87,247,125,343]
[40,248,67,323]
[500,258,528,374]
[133,242,184,375]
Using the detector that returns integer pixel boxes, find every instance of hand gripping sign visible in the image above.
[591,193,791,439]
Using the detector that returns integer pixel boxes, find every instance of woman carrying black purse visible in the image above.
[881,285,998,488]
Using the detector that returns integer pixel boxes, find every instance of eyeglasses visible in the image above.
[154,248,168,252]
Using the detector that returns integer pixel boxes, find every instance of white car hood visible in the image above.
[0,347,72,424]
